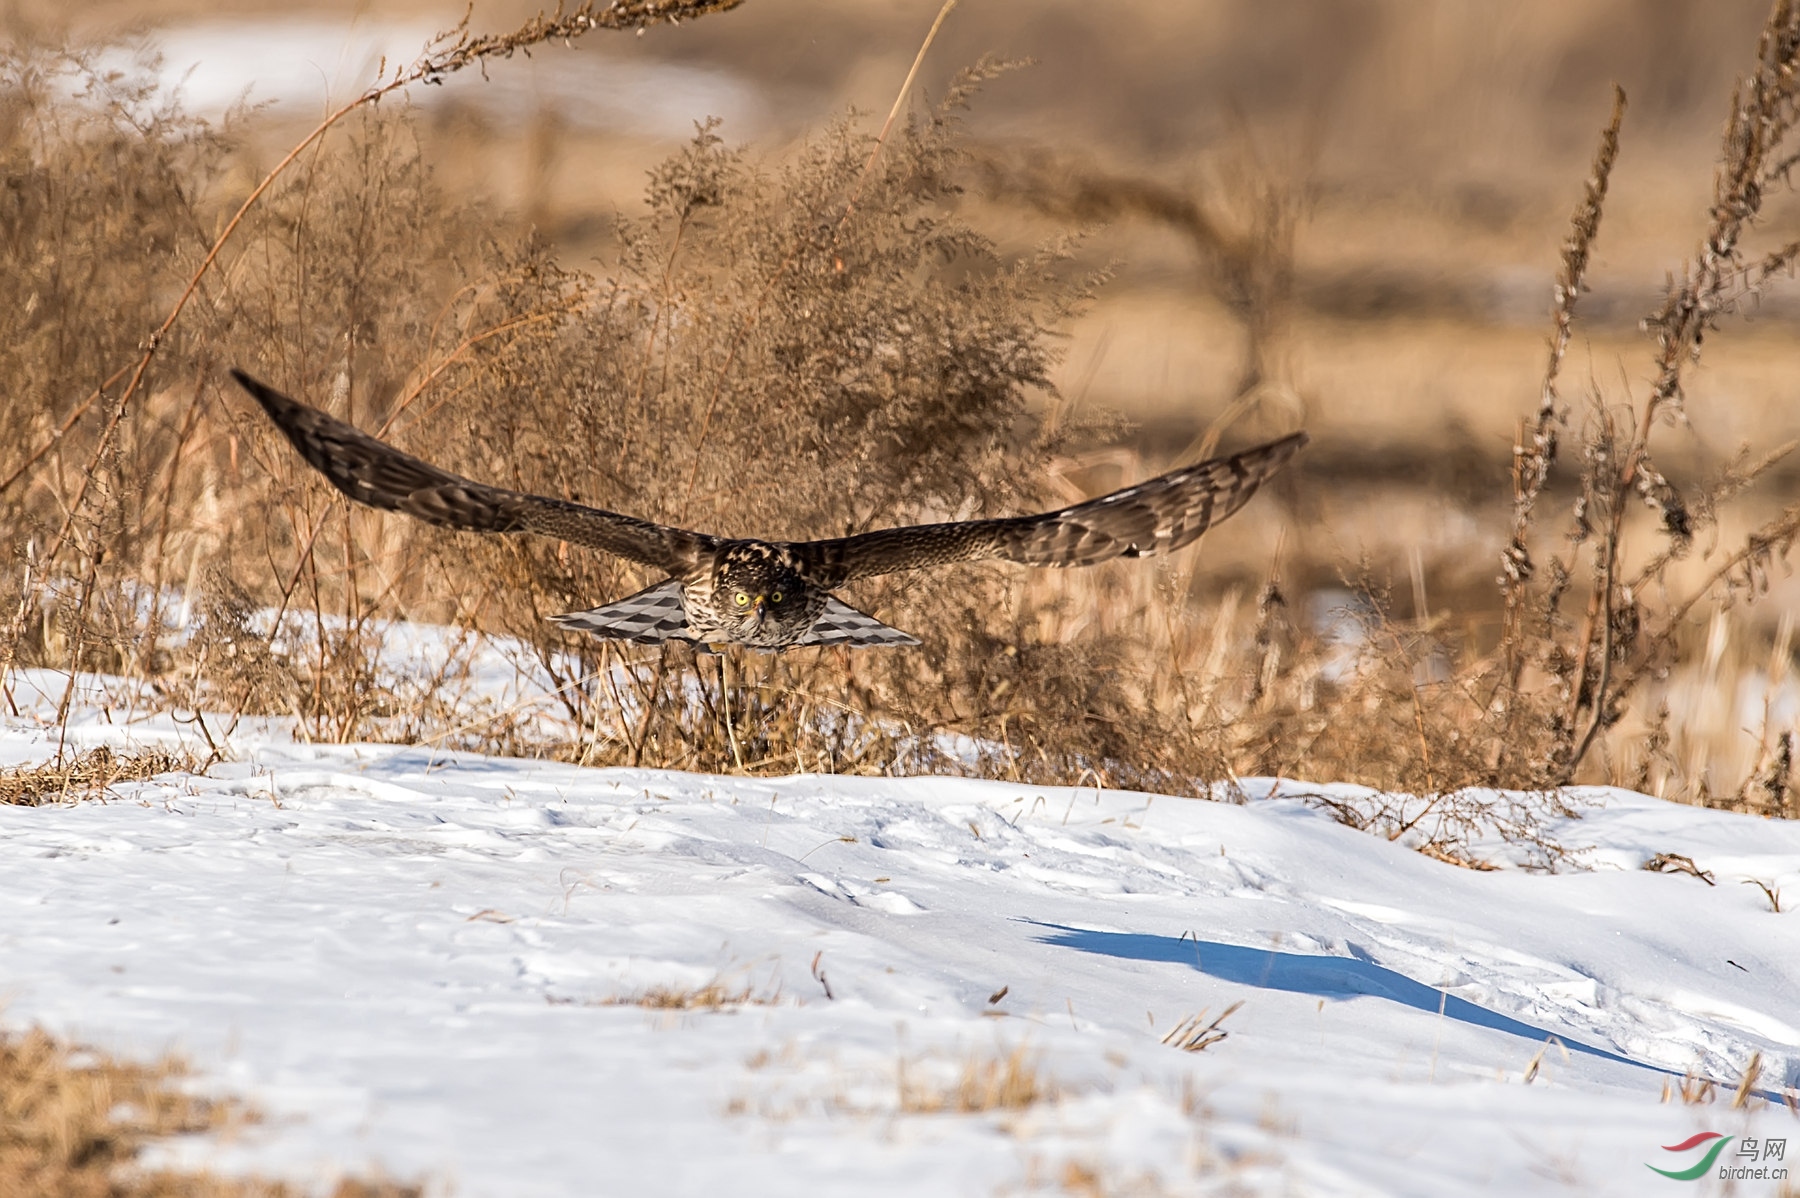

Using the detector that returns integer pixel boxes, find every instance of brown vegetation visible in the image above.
[897,1042,1054,1114]
[0,1025,416,1197]
[0,746,191,806]
[1158,1002,1241,1054]
[585,975,785,1010]
[2,0,1799,865]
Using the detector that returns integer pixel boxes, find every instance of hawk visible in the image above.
[233,370,1305,651]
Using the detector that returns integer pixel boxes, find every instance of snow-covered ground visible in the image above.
[4,663,1799,1197]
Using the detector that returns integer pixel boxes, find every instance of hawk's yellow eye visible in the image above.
[734,592,750,607]
[770,591,783,604]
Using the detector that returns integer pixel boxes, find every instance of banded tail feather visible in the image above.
[550,580,691,644]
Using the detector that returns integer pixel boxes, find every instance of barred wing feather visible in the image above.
[794,432,1307,585]
[233,370,708,576]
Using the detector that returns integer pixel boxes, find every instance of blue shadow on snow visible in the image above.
[1030,921,1655,1072]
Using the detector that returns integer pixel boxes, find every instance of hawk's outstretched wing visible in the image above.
[792,432,1306,586]
[233,370,711,577]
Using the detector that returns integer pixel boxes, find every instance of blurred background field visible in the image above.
[6,0,1800,822]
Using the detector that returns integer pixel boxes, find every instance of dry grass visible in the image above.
[967,3,1800,818]
[724,1039,1070,1124]
[0,1024,417,1197]
[594,977,785,1011]
[1158,1002,1242,1054]
[0,0,1798,868]
[897,1042,1056,1115]
[0,746,191,807]
[1742,877,1785,912]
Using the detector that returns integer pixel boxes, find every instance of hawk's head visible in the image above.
[712,545,814,648]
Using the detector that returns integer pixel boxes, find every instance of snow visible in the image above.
[86,17,770,138]
[4,662,1799,1196]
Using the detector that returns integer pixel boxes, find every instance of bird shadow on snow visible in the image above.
[1028,921,1695,1083]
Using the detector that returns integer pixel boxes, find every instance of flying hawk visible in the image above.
[234,370,1304,650]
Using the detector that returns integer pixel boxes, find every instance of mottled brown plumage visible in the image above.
[233,370,1305,650]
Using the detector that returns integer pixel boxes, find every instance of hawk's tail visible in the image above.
[792,597,920,647]
[552,580,693,644]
